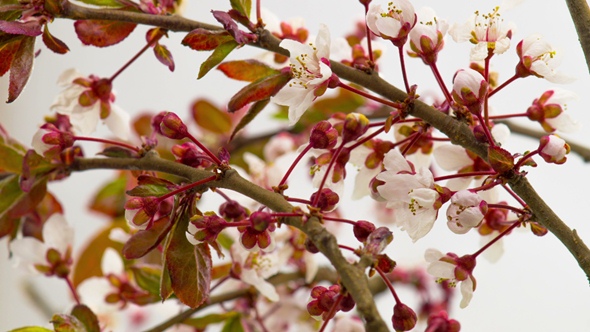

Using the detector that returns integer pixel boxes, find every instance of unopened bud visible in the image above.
[310,188,340,211]
[342,113,370,143]
[392,303,417,331]
[310,121,338,149]
[159,112,188,139]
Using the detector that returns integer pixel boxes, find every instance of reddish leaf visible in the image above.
[42,25,69,54]
[0,20,42,36]
[71,304,100,332]
[0,36,22,77]
[130,264,162,296]
[154,43,174,71]
[160,263,173,301]
[230,99,269,140]
[198,40,239,79]
[192,99,232,134]
[211,10,256,45]
[218,60,280,82]
[74,19,136,47]
[228,70,291,112]
[182,29,234,51]
[164,210,211,308]
[123,216,172,259]
[7,36,34,103]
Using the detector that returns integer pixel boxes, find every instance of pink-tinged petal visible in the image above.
[424,248,444,262]
[375,17,403,39]
[11,237,47,269]
[42,214,73,254]
[31,128,53,156]
[56,68,83,87]
[104,104,131,140]
[434,144,472,170]
[459,277,475,308]
[377,173,422,201]
[101,247,124,275]
[426,260,455,279]
[241,269,279,301]
[382,149,412,173]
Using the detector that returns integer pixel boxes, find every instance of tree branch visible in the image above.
[71,153,390,332]
[565,0,590,73]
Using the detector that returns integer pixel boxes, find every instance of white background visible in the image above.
[1,0,590,331]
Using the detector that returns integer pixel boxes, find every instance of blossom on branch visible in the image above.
[538,135,570,164]
[366,0,417,46]
[407,7,449,65]
[271,24,335,125]
[446,190,488,234]
[526,88,580,133]
[425,249,477,308]
[50,69,130,139]
[515,34,573,83]
[452,68,488,115]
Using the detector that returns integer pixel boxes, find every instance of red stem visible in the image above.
[487,203,528,215]
[318,293,344,332]
[312,144,344,206]
[397,46,411,93]
[279,144,311,187]
[514,150,539,171]
[363,3,374,65]
[65,276,81,305]
[73,136,139,152]
[157,175,217,202]
[501,183,528,207]
[488,74,520,98]
[434,171,497,182]
[375,266,401,304]
[430,62,452,105]
[338,82,404,109]
[488,113,528,120]
[473,220,521,257]
[109,32,162,82]
[348,126,386,150]
[323,216,357,225]
[185,132,222,165]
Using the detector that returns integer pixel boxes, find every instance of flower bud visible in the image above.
[392,303,417,331]
[219,200,247,220]
[31,123,74,158]
[452,69,488,115]
[310,188,340,212]
[249,211,272,232]
[342,113,370,143]
[446,190,487,235]
[353,220,376,243]
[310,120,338,149]
[158,112,188,139]
[539,135,570,164]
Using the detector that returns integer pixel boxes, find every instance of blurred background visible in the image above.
[1,0,590,330]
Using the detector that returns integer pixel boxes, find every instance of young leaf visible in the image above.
[0,175,47,240]
[123,216,173,259]
[164,209,211,307]
[182,29,234,51]
[74,19,137,47]
[217,60,280,82]
[74,0,123,7]
[230,99,269,140]
[198,40,239,79]
[0,35,22,76]
[7,36,34,103]
[42,25,69,54]
[70,305,100,332]
[130,264,162,296]
[51,314,85,331]
[230,0,251,18]
[192,99,232,134]
[227,70,291,112]
[211,10,256,45]
[221,313,246,332]
[154,43,175,72]
[0,20,42,36]
[126,184,170,197]
[89,173,127,217]
[488,146,514,173]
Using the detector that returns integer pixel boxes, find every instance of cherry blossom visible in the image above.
[408,7,449,65]
[376,149,442,241]
[538,135,570,164]
[526,88,580,132]
[10,214,74,276]
[425,248,477,308]
[446,190,488,234]
[366,0,417,46]
[452,68,488,115]
[31,123,74,158]
[272,24,334,125]
[230,244,292,302]
[449,6,515,61]
[515,34,573,83]
[50,68,130,139]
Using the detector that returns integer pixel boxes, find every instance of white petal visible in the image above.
[459,277,475,308]
[104,105,131,140]
[101,247,124,275]
[42,214,73,254]
[426,260,455,279]
[424,248,444,262]
[241,269,279,302]
[56,68,82,86]
[10,237,47,269]
[382,149,412,173]
[69,104,101,135]
[547,113,580,133]
[434,144,472,170]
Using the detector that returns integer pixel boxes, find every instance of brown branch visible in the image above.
[71,153,390,332]
[565,0,590,73]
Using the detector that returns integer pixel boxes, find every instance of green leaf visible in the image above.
[227,71,291,112]
[164,209,211,308]
[230,99,269,140]
[74,0,123,7]
[0,139,26,174]
[7,36,34,103]
[221,313,245,332]
[8,327,53,332]
[89,173,128,217]
[126,183,170,197]
[230,0,251,18]
[184,312,240,329]
[74,19,136,47]
[192,99,232,135]
[217,60,280,82]
[182,29,234,51]
[130,264,162,296]
[71,305,100,332]
[51,314,85,332]
[198,40,239,79]
[123,216,172,259]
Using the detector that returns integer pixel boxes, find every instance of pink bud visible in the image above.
[310,120,338,149]
[452,69,488,115]
[392,303,417,331]
[539,135,570,164]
